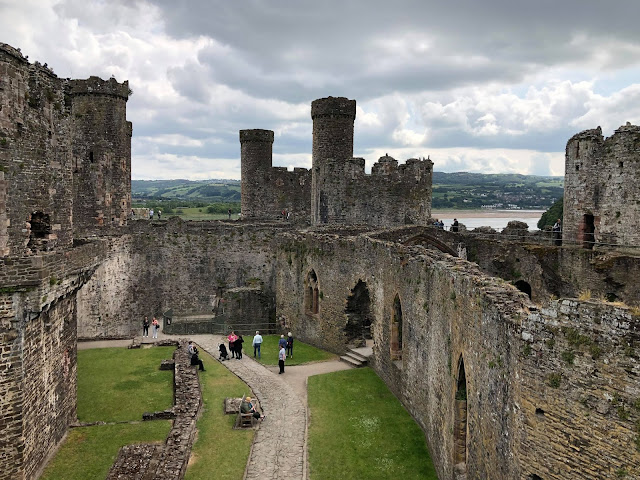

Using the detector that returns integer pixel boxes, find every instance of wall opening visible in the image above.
[514,280,532,299]
[344,279,372,347]
[528,475,543,480]
[582,214,595,249]
[305,270,319,314]
[454,356,468,476]
[27,211,51,252]
[390,294,403,361]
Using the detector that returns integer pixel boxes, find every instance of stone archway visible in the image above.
[514,280,532,300]
[344,280,372,347]
[454,355,468,477]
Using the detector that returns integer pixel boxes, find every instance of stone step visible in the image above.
[346,350,368,363]
[339,355,365,368]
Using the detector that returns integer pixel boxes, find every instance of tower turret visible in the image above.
[70,76,131,235]
[240,129,274,219]
[311,97,356,224]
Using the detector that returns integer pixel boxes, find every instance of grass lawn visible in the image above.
[42,345,254,480]
[77,346,175,422]
[308,368,438,480]
[184,348,254,480]
[247,334,336,366]
[40,421,172,480]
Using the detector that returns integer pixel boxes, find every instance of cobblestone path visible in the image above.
[191,335,307,480]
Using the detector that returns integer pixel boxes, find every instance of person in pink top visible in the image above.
[228,331,238,358]
[152,317,160,339]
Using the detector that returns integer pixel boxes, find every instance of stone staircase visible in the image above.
[340,346,372,368]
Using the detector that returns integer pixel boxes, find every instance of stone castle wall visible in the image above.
[274,229,640,479]
[240,129,311,222]
[564,124,640,249]
[76,219,282,338]
[0,44,74,256]
[516,300,640,479]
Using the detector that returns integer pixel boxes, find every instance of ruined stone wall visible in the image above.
[77,219,282,338]
[275,229,640,479]
[516,300,640,479]
[274,230,525,479]
[314,154,433,226]
[564,124,640,249]
[240,129,311,222]
[388,225,640,307]
[0,44,74,256]
[71,77,131,236]
[0,283,81,480]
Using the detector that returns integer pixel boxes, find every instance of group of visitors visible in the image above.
[222,331,244,359]
[432,218,459,232]
[142,316,160,339]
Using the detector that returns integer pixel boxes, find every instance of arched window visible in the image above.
[305,270,319,314]
[390,294,403,361]
[454,355,468,476]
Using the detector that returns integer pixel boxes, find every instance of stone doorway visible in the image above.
[514,280,532,300]
[344,280,373,347]
[454,356,468,477]
[27,211,51,252]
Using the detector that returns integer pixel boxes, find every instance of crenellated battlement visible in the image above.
[70,76,130,100]
[311,96,356,119]
[240,129,274,144]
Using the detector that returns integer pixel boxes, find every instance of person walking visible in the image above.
[286,332,294,358]
[142,316,149,337]
[253,330,263,359]
[152,317,159,339]
[278,343,286,374]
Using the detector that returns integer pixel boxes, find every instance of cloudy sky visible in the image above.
[2,0,640,180]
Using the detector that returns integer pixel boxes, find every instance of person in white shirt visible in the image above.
[278,345,286,374]
[253,331,263,359]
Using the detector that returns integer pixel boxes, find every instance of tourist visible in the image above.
[278,334,287,349]
[553,218,562,246]
[157,210,161,220]
[188,341,205,371]
[451,218,459,233]
[219,343,229,361]
[228,208,232,219]
[286,332,294,358]
[228,331,238,358]
[236,335,244,359]
[253,330,263,359]
[152,317,159,338]
[241,396,265,420]
[142,316,149,337]
[149,208,154,220]
[279,343,286,374]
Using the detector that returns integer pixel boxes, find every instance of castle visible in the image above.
[1,44,639,480]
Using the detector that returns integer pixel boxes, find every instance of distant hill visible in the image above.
[132,179,241,203]
[132,173,563,210]
[432,172,563,209]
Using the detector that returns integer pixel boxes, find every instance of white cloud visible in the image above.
[2,0,640,181]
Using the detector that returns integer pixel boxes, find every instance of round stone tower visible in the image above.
[70,76,131,235]
[240,129,274,218]
[311,97,356,224]
[311,96,356,167]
